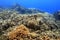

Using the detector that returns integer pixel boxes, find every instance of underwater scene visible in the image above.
[0,0,60,40]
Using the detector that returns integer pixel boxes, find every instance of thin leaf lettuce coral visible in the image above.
[7,24,30,40]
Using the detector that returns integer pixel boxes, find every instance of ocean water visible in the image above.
[0,0,60,13]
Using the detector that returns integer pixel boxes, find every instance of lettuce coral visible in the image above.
[7,24,30,40]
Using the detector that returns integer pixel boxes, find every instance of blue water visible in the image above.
[0,0,60,13]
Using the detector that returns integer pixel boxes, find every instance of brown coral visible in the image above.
[39,35,51,40]
[7,24,30,40]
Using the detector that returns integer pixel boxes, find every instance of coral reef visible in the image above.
[0,4,60,40]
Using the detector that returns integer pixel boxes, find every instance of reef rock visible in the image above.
[54,10,60,20]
